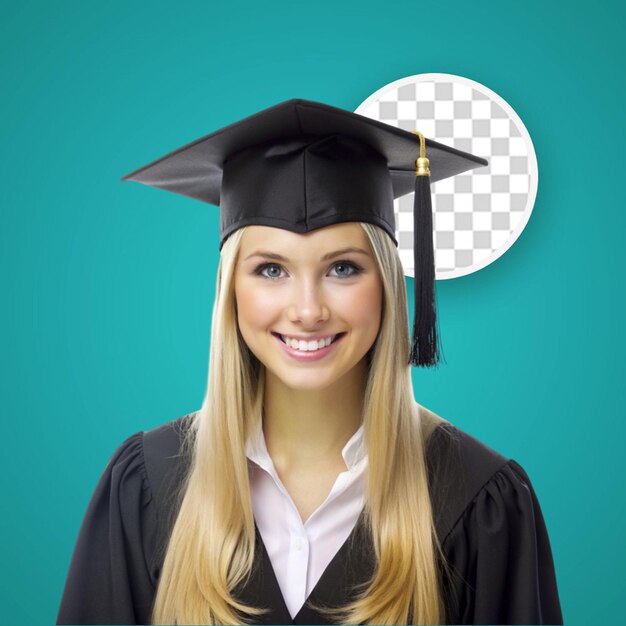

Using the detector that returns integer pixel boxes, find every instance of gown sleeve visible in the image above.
[441,460,563,625]
[56,431,159,625]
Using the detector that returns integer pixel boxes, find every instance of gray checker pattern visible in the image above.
[356,78,533,279]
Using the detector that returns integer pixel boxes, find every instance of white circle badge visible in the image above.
[356,73,538,280]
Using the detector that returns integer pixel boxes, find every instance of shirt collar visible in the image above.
[246,418,367,470]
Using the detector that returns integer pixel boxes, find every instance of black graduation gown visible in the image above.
[56,413,563,625]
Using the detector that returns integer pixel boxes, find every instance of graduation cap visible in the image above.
[121,98,488,367]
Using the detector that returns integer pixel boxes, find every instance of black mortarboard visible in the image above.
[121,98,487,367]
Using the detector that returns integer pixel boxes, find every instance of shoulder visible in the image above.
[419,409,563,623]
[105,411,194,481]
[420,405,534,543]
[140,411,196,520]
[142,410,196,466]
[94,412,195,516]
[57,417,199,624]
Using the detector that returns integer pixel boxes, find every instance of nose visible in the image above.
[287,277,330,326]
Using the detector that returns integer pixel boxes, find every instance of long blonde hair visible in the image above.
[151,222,447,624]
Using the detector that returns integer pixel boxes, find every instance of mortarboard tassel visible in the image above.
[408,131,443,367]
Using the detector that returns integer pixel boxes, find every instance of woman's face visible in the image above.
[234,223,383,391]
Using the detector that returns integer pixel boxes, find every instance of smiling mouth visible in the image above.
[272,332,346,351]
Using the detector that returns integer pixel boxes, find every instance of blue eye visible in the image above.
[257,263,284,280]
[254,260,362,281]
[329,261,361,278]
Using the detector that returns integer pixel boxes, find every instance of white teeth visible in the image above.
[280,334,337,351]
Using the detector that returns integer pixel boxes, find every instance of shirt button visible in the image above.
[294,537,303,550]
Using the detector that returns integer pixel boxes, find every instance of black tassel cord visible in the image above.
[408,172,444,367]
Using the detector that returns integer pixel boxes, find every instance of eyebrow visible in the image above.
[244,246,371,262]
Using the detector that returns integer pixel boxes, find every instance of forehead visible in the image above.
[238,223,370,256]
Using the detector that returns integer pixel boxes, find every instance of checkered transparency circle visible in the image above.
[356,74,537,280]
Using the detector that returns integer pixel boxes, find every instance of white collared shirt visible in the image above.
[245,419,368,619]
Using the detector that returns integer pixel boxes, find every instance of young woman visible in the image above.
[57,99,563,624]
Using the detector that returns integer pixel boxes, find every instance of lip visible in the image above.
[272,332,346,362]
[275,332,337,342]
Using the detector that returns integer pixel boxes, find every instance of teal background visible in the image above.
[1,0,624,623]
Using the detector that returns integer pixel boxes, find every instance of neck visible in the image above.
[262,361,367,471]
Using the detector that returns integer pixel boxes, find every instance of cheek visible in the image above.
[363,282,383,331]
[234,279,277,330]
[336,279,383,330]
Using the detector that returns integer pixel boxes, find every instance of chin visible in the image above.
[272,368,340,392]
